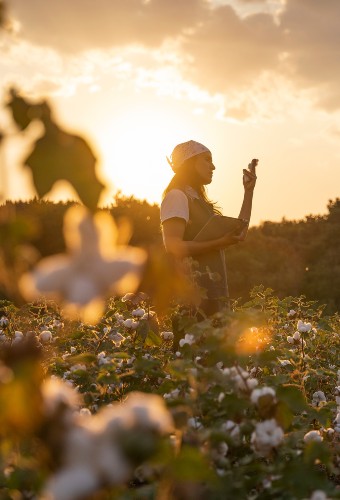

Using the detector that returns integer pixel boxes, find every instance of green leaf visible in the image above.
[136,319,150,343]
[276,384,309,413]
[68,352,97,364]
[304,441,332,467]
[112,352,130,359]
[310,403,337,427]
[168,446,216,482]
[145,330,162,347]
[274,400,294,430]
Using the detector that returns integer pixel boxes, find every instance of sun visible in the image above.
[97,104,194,206]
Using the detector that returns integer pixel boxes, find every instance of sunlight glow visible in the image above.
[98,106,189,205]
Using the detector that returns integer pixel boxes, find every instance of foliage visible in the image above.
[2,197,339,313]
[0,291,339,499]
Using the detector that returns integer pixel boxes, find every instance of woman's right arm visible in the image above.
[162,217,241,259]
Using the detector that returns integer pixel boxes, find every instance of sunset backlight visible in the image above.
[1,0,340,225]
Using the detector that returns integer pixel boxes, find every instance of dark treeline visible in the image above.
[2,196,340,313]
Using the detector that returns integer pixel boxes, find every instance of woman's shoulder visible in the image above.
[160,189,189,223]
[161,189,188,209]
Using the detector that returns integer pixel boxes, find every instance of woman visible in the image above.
[160,140,257,317]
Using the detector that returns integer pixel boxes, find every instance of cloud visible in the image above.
[182,5,283,92]
[182,0,340,111]
[279,0,340,109]
[8,0,208,52]
[6,0,340,113]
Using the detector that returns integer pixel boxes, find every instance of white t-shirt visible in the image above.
[160,187,200,224]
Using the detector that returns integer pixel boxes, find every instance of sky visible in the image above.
[1,0,340,226]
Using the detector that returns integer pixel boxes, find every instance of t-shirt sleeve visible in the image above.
[160,189,189,223]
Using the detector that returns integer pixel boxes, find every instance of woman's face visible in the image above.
[194,151,215,185]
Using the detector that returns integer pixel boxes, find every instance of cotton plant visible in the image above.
[40,378,174,500]
[20,205,147,323]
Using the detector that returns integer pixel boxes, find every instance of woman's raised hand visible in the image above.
[243,158,258,191]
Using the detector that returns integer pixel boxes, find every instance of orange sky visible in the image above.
[1,0,340,225]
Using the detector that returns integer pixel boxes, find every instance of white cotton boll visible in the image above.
[221,420,240,441]
[303,430,323,443]
[211,441,229,461]
[110,332,125,347]
[12,331,24,344]
[323,428,334,438]
[251,387,276,405]
[216,361,224,370]
[94,438,131,485]
[52,319,63,329]
[187,417,203,430]
[70,364,87,372]
[309,490,328,500]
[247,378,259,391]
[179,334,195,347]
[0,316,9,327]
[44,465,98,500]
[125,392,174,434]
[142,353,152,360]
[79,408,92,417]
[312,391,327,407]
[293,331,301,341]
[161,331,174,341]
[132,308,145,317]
[123,318,138,329]
[67,275,99,305]
[163,388,180,400]
[64,425,96,466]
[70,346,76,353]
[141,313,156,322]
[297,320,312,333]
[287,336,294,344]
[12,335,24,345]
[234,374,257,391]
[217,392,225,403]
[251,419,284,456]
[279,359,291,367]
[287,309,296,317]
[39,330,52,343]
[41,378,80,419]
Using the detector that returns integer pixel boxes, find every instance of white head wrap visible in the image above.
[166,140,210,173]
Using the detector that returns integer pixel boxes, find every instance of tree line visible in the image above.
[1,195,339,313]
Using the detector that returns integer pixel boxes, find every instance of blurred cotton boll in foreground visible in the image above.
[42,390,174,500]
[20,206,147,323]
